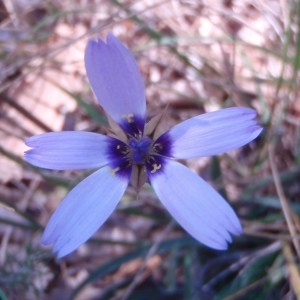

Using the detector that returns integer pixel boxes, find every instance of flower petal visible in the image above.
[85,34,146,133]
[157,107,262,159]
[147,159,242,250]
[24,131,115,170]
[42,166,130,258]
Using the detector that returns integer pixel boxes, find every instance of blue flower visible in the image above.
[24,34,262,258]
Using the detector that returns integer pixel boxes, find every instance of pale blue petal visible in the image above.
[24,131,115,170]
[42,166,130,258]
[148,159,242,250]
[158,107,262,159]
[85,34,146,129]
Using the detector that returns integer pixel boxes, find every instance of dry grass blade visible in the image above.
[268,144,300,259]
[119,221,175,300]
[282,242,300,299]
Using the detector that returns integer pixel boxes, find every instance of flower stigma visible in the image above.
[128,137,152,165]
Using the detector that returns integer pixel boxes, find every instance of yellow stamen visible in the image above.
[151,163,161,173]
[122,113,134,123]
[110,167,120,176]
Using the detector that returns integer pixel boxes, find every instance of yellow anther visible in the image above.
[110,167,120,176]
[122,113,134,123]
[151,163,161,173]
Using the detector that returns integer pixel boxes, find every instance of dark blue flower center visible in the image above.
[129,137,152,164]
[107,120,173,179]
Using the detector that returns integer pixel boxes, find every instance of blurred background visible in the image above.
[0,0,300,299]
